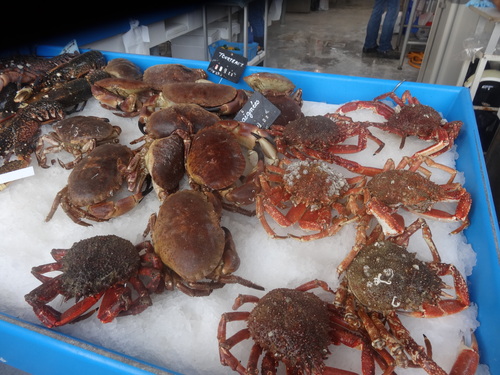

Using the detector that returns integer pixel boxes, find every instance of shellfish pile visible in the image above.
[0,54,487,374]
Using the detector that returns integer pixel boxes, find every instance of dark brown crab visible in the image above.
[25,234,163,327]
[334,218,475,374]
[45,143,150,226]
[218,279,392,375]
[104,58,143,80]
[36,115,122,169]
[143,189,264,296]
[184,120,277,215]
[142,63,207,90]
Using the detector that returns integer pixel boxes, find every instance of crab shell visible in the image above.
[346,240,445,312]
[243,72,296,96]
[161,82,248,115]
[142,103,220,138]
[104,58,143,80]
[143,64,207,90]
[144,134,185,200]
[66,143,135,207]
[151,190,231,282]
[186,125,246,190]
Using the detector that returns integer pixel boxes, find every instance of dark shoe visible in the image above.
[377,49,400,59]
[362,46,378,54]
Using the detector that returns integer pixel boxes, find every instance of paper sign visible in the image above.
[0,166,35,184]
[234,91,281,129]
[208,47,248,83]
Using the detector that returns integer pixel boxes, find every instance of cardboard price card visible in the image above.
[208,47,248,83]
[234,91,281,129]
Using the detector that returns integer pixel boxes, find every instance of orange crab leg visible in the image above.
[449,334,479,375]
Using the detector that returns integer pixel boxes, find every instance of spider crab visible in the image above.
[345,155,471,236]
[218,279,396,375]
[269,114,385,176]
[24,234,163,327]
[334,218,477,374]
[256,158,363,241]
[143,189,264,296]
[335,90,462,158]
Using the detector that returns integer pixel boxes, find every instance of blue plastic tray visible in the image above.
[1,46,499,375]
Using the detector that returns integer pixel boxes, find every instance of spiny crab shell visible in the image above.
[345,240,445,312]
[283,159,348,209]
[247,288,332,371]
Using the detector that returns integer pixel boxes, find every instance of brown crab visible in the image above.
[142,63,207,90]
[346,155,471,236]
[244,72,304,126]
[334,218,476,374]
[138,102,220,137]
[143,189,264,296]
[183,120,277,215]
[269,114,385,176]
[127,133,185,201]
[24,234,163,327]
[35,115,122,169]
[256,158,362,241]
[45,143,150,226]
[104,58,143,80]
[218,279,393,375]
[91,77,156,116]
[335,90,463,158]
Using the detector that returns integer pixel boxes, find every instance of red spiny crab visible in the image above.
[24,234,163,328]
[45,143,151,226]
[346,155,471,236]
[334,218,476,374]
[335,90,463,158]
[143,189,264,296]
[269,114,385,176]
[142,63,207,90]
[183,120,277,215]
[218,279,392,375]
[256,158,362,241]
[35,115,122,169]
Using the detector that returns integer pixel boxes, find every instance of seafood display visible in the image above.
[0,52,489,375]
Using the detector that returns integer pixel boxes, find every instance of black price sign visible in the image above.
[208,47,248,83]
[234,91,281,129]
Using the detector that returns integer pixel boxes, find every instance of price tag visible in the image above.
[208,47,248,83]
[0,166,35,184]
[234,91,281,129]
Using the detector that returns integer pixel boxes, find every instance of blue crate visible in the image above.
[2,46,499,374]
[208,39,259,61]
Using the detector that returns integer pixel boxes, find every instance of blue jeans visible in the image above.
[363,0,400,52]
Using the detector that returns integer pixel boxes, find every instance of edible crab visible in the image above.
[218,279,393,375]
[269,114,385,176]
[183,120,277,215]
[142,63,207,90]
[24,234,163,327]
[334,218,476,374]
[45,143,150,226]
[143,189,264,296]
[104,58,143,80]
[335,90,463,158]
[256,158,361,241]
[346,156,471,236]
[35,115,122,169]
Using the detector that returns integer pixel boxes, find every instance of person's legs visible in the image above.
[378,0,400,52]
[363,0,386,51]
